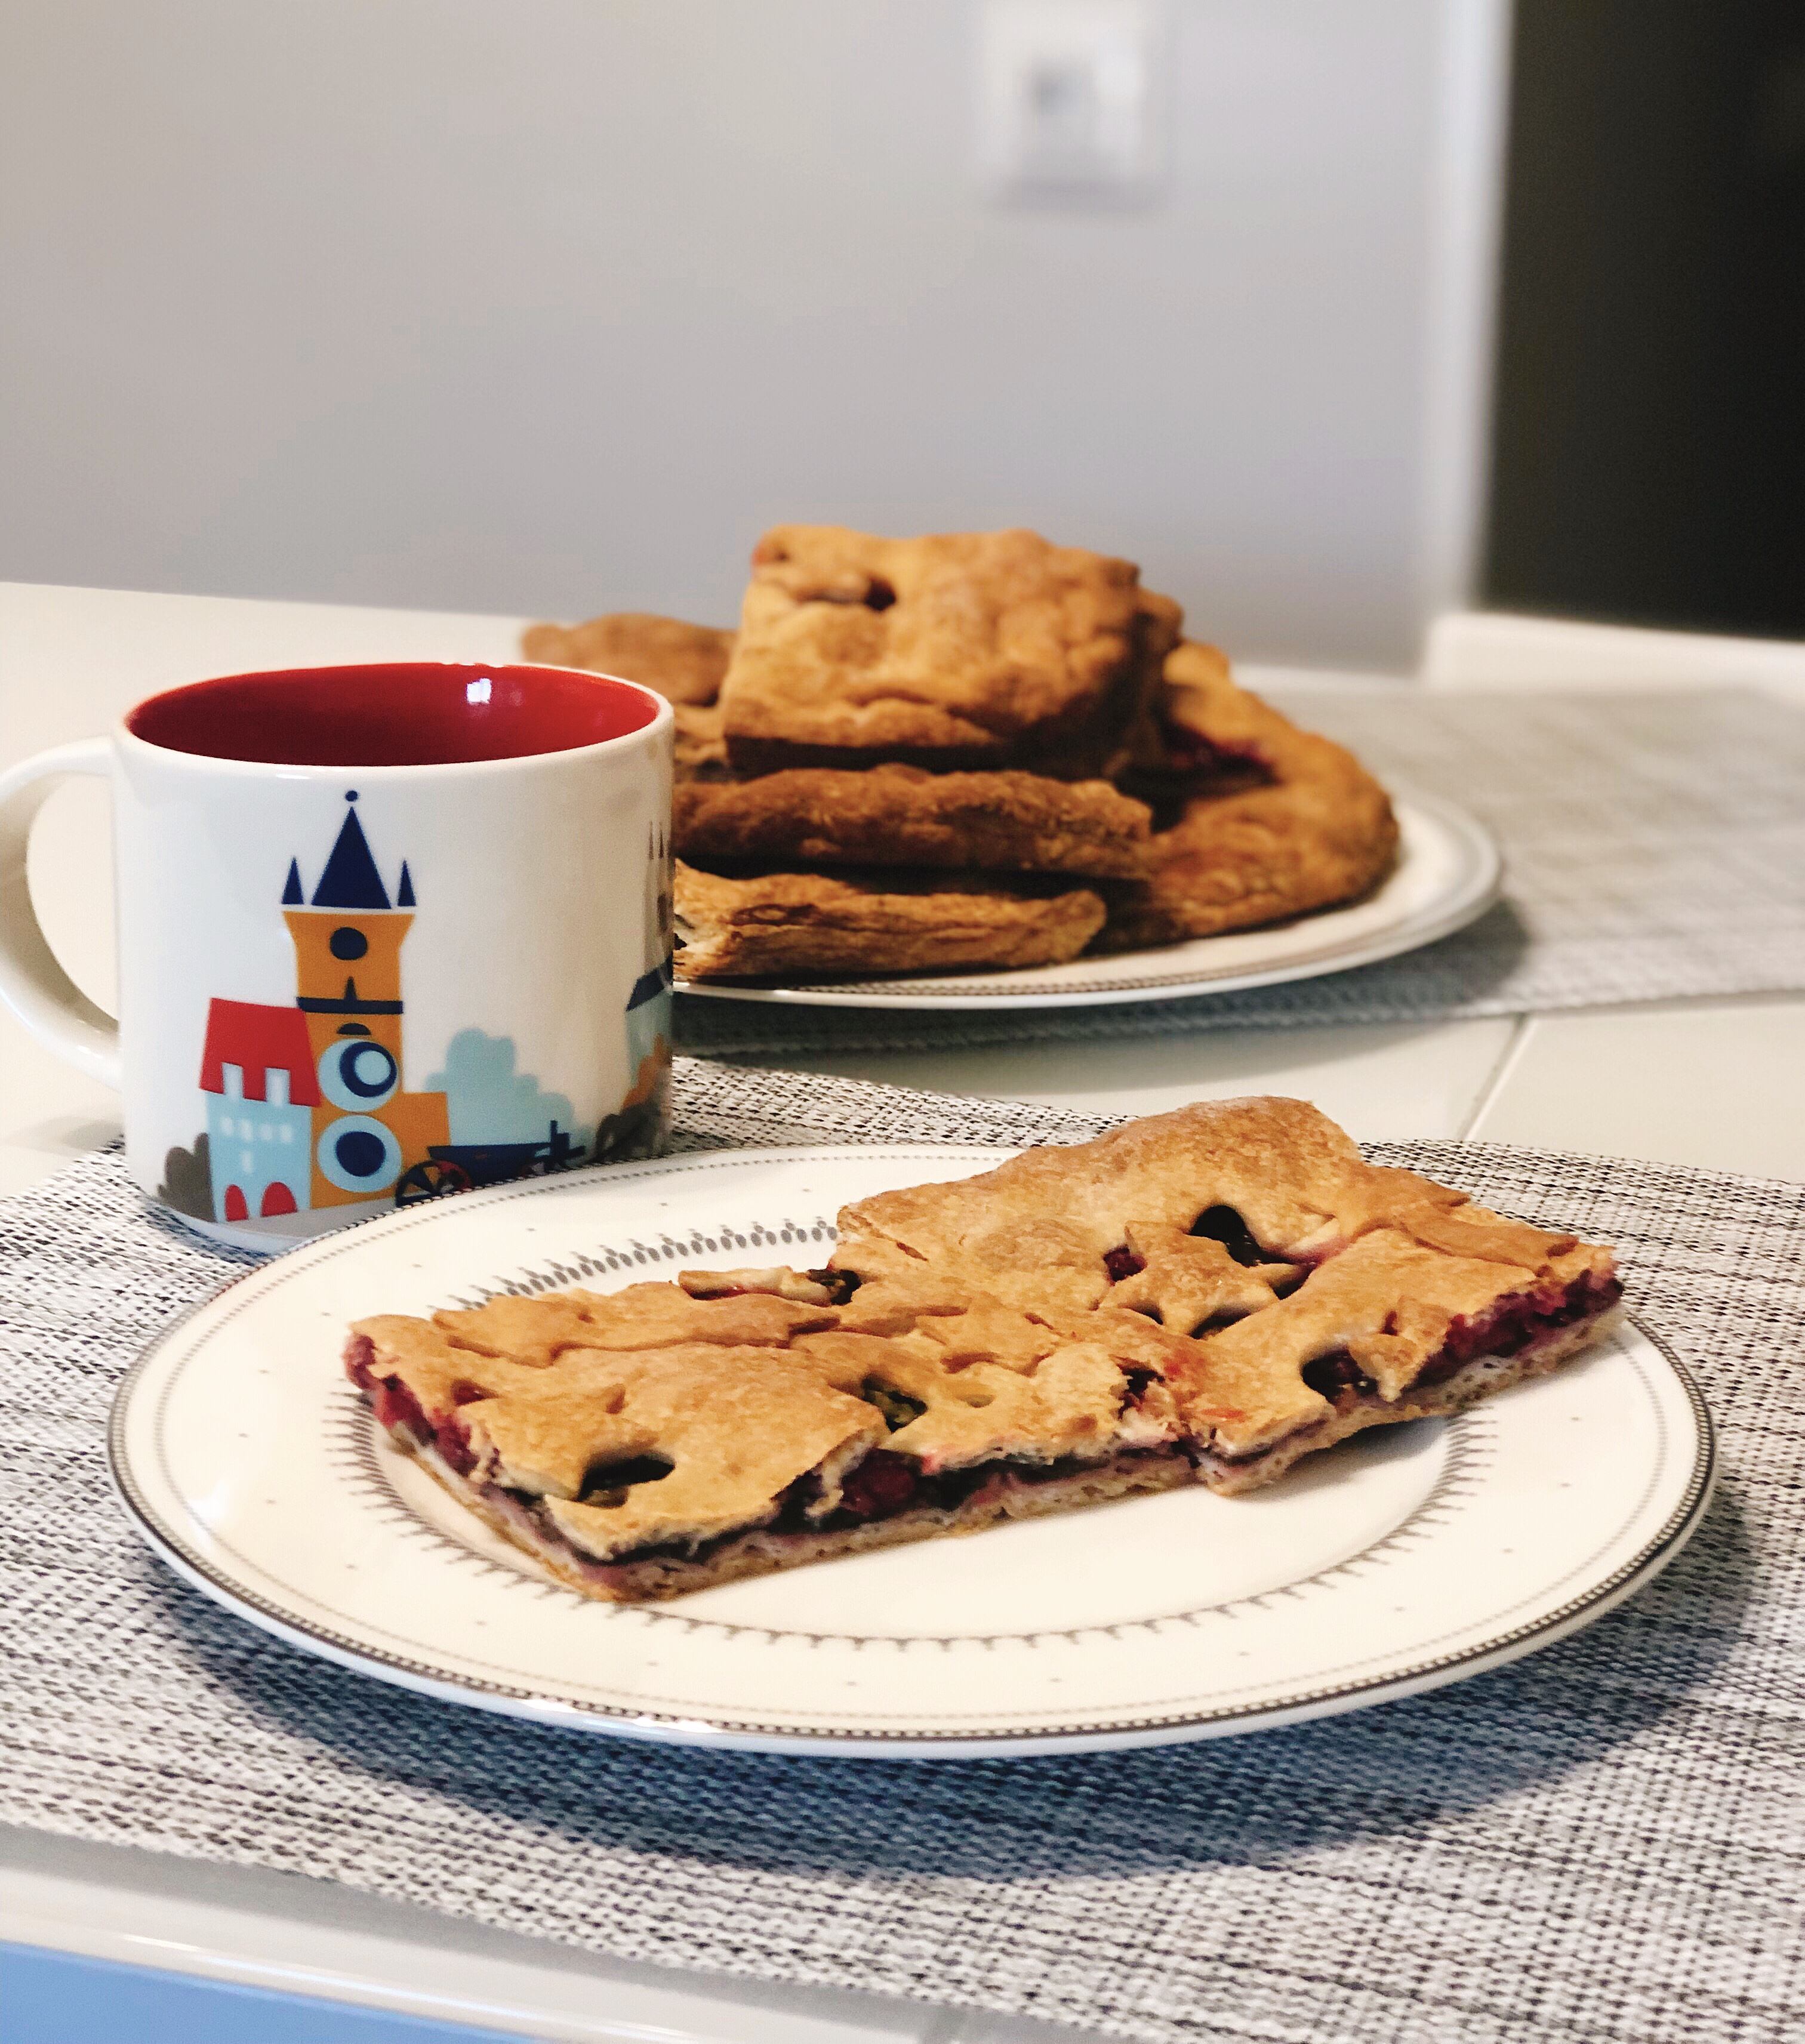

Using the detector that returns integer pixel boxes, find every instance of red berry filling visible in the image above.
[1299,1271,1622,1411]
[1290,1269,1623,1417]
[344,1332,476,1476]
[1418,1268,1623,1386]
[343,1254,1621,1577]
[838,1449,920,1521]
[1157,727,1271,781]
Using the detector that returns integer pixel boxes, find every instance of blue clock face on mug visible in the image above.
[319,1036,399,1111]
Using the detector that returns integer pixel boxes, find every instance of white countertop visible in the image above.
[2,578,1801,2042]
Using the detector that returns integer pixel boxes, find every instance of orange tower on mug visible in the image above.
[282,793,448,1207]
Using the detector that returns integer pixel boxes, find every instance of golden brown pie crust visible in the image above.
[359,1319,884,1557]
[520,611,735,706]
[719,526,1178,777]
[347,1096,1621,1605]
[671,701,730,782]
[432,1282,837,1365]
[524,553,1395,976]
[672,861,1107,979]
[831,1096,1618,1465]
[673,763,1153,877]
[403,1433,1194,1604]
[349,1275,1187,1595]
[1099,643,1400,948]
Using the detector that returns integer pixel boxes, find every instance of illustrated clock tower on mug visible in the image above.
[281,793,449,1208]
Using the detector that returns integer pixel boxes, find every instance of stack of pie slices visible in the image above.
[346,1097,1624,1602]
[523,524,1401,981]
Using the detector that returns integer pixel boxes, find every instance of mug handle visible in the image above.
[0,738,122,1089]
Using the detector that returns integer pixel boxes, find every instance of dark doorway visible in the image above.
[1487,1,1805,638]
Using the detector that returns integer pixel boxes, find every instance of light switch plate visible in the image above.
[975,0,1168,204]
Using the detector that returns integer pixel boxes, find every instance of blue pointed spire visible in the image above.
[396,861,415,908]
[282,858,304,905]
[310,800,391,910]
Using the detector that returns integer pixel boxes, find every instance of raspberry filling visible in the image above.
[346,1333,477,1476]
[1252,1268,1623,1441]
[783,1442,1188,1542]
[347,1327,1185,1578]
[1427,1268,1623,1376]
[347,1261,1620,1573]
[837,1449,920,1520]
[1157,727,1273,785]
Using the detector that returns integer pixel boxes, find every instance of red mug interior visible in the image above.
[126,662,661,767]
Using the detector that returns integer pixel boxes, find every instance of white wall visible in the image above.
[0,1,1502,668]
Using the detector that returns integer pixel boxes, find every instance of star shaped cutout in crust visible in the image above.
[1105,1222,1295,1336]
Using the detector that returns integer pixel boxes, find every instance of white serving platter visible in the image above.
[111,1143,1712,1758]
[677,793,1499,1009]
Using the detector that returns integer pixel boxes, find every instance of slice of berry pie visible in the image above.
[345,1287,1192,1601]
[344,1098,1622,1601]
[829,1097,1624,1492]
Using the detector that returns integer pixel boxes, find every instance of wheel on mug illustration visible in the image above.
[393,1159,473,1207]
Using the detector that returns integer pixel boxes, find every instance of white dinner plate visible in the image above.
[676,793,1499,1009]
[112,1144,1713,1759]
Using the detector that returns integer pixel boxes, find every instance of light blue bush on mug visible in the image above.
[425,1029,592,1155]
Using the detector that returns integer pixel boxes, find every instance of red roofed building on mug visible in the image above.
[198,999,321,1222]
[191,793,451,1227]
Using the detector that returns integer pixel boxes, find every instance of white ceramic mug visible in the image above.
[0,660,673,1250]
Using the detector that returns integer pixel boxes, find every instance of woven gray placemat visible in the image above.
[2,1058,1800,2044]
[675,686,1805,1058]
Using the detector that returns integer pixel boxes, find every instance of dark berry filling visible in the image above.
[1104,1245,1145,1282]
[774,1444,1184,1544]
[580,1454,674,1506]
[345,1333,477,1477]
[861,1377,927,1431]
[1157,728,1271,782]
[346,1333,1187,1582]
[1190,1205,1272,1268]
[1300,1349,1378,1406]
[1417,1269,1624,1385]
[1280,1268,1624,1433]
[808,1267,863,1305]
[838,1448,920,1521]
